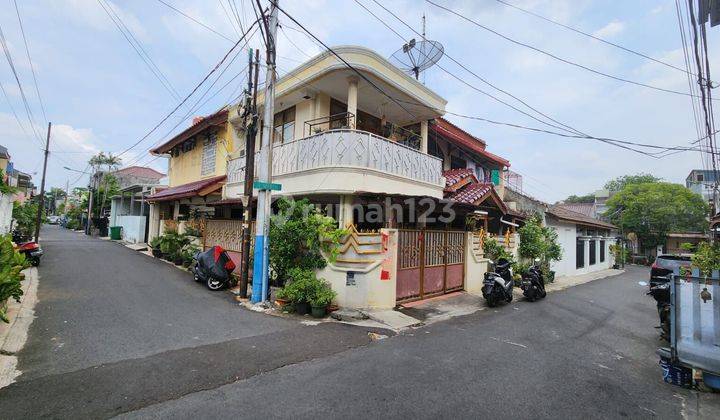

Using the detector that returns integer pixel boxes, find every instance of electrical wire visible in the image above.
[156,0,234,42]
[425,0,714,101]
[12,0,47,124]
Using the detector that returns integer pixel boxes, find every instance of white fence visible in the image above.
[116,215,146,244]
[227,129,444,186]
[0,193,12,235]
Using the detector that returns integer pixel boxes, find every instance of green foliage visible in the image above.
[0,235,30,322]
[609,244,629,264]
[277,268,336,306]
[12,201,44,238]
[604,173,662,192]
[66,219,80,230]
[181,243,200,265]
[604,182,709,251]
[149,236,162,249]
[269,198,347,285]
[158,232,191,260]
[88,152,121,169]
[483,236,514,263]
[92,174,120,218]
[517,214,562,277]
[679,242,696,253]
[691,242,720,276]
[564,194,595,203]
[0,169,18,195]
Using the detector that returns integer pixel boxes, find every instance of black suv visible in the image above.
[650,255,691,287]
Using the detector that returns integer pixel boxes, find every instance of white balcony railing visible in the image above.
[227,129,444,187]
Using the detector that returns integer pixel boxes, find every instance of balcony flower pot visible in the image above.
[311,305,327,318]
[294,302,310,316]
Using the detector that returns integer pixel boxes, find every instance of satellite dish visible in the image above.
[390,37,444,80]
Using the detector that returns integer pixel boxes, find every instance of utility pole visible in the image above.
[64,178,69,208]
[86,167,95,235]
[252,1,278,304]
[239,48,260,299]
[34,122,51,242]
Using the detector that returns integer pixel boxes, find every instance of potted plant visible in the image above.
[309,280,336,318]
[181,244,199,268]
[274,288,292,310]
[280,268,319,315]
[149,236,163,258]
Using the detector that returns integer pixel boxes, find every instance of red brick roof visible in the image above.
[447,182,494,204]
[150,109,229,155]
[433,118,510,168]
[113,166,165,180]
[146,175,226,202]
[444,168,478,192]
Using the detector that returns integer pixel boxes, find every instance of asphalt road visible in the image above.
[1,226,718,418]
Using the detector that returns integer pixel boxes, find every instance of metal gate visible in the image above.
[396,229,466,302]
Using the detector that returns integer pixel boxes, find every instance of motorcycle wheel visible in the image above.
[31,257,40,267]
[206,277,224,291]
[485,296,497,307]
[506,292,513,303]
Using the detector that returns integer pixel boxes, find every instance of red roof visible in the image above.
[444,168,478,192]
[146,175,226,202]
[113,166,165,180]
[151,109,229,155]
[433,118,510,168]
[447,182,493,204]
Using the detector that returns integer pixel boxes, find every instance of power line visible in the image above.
[97,0,181,101]
[12,0,47,123]
[494,0,695,77]
[115,18,259,160]
[425,0,715,101]
[155,0,234,42]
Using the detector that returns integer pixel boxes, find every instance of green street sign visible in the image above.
[253,181,282,191]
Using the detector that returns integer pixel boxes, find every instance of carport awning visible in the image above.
[146,175,225,202]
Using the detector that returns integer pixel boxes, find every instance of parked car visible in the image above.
[47,215,60,224]
[650,255,692,287]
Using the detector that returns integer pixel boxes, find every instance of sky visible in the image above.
[0,0,717,203]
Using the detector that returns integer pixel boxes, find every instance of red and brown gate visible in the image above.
[396,229,466,302]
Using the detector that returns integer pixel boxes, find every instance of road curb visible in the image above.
[0,267,39,389]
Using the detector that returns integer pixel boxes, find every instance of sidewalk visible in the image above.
[0,267,38,388]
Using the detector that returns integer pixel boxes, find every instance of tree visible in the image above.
[84,174,119,218]
[563,193,595,203]
[88,152,121,171]
[518,214,562,276]
[604,173,661,192]
[11,201,44,238]
[604,182,709,252]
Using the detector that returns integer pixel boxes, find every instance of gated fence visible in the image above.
[396,229,466,302]
[203,219,255,275]
[669,269,720,376]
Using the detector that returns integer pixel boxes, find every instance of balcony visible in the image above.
[225,129,444,199]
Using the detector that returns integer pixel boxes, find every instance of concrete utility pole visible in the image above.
[34,122,51,242]
[86,168,95,235]
[252,1,278,304]
[239,48,260,299]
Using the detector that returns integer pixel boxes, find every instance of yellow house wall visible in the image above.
[167,122,232,187]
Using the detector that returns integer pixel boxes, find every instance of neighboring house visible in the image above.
[108,166,166,244]
[216,46,518,307]
[659,232,707,256]
[546,205,617,278]
[686,169,717,205]
[146,109,233,241]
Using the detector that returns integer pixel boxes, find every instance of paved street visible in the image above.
[1,226,718,418]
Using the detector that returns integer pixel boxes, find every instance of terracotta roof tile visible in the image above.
[113,166,165,180]
[147,175,226,202]
[443,168,477,191]
[555,203,595,217]
[447,182,494,204]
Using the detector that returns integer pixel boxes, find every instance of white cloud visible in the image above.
[592,20,625,38]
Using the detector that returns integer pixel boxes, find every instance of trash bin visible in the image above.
[110,226,122,240]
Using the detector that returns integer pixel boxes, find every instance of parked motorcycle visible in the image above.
[521,259,547,302]
[192,246,237,291]
[15,240,43,267]
[482,258,514,307]
[648,281,671,341]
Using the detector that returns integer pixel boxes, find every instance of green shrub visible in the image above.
[517,213,562,278]
[159,232,191,260]
[276,268,330,304]
[181,244,200,266]
[0,235,30,323]
[149,236,162,249]
[691,242,720,276]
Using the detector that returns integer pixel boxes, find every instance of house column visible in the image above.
[583,238,591,272]
[148,203,161,242]
[338,195,354,229]
[173,201,180,219]
[420,120,428,154]
[347,77,358,128]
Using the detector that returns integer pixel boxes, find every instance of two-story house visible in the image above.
[146,109,235,241]
[210,46,516,307]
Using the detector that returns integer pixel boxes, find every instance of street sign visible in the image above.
[252,181,281,191]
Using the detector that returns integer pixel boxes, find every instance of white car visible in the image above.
[47,215,60,224]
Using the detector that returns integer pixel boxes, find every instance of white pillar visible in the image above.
[420,120,428,154]
[338,195,354,229]
[173,202,180,219]
[347,77,358,129]
[148,203,161,242]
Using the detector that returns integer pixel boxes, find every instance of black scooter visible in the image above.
[648,281,671,341]
[192,246,237,291]
[482,258,514,307]
[521,260,547,301]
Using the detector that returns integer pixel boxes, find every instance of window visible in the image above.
[273,106,295,143]
[576,240,585,269]
[698,173,704,182]
[201,133,217,176]
[589,240,597,265]
[600,240,606,262]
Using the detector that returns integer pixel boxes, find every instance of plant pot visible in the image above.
[174,257,184,266]
[311,305,327,318]
[547,270,555,283]
[294,302,310,315]
[151,249,163,258]
[327,304,339,313]
[275,298,289,307]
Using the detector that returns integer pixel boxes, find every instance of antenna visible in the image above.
[389,14,444,80]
